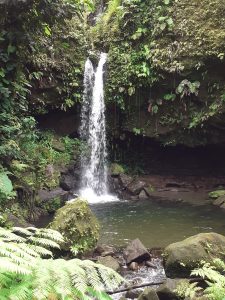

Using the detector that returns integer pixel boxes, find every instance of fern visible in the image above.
[0,226,124,300]
[190,259,225,300]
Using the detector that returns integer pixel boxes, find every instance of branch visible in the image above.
[106,280,165,295]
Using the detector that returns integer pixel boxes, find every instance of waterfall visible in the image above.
[80,53,116,203]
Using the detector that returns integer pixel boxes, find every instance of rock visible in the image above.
[139,189,149,200]
[50,199,99,252]
[156,279,187,300]
[127,180,147,195]
[110,163,125,176]
[164,232,225,278]
[60,174,77,191]
[123,238,151,264]
[119,174,134,188]
[213,195,225,206]
[208,190,225,199]
[38,188,68,213]
[126,289,142,299]
[220,203,225,210]
[146,261,157,269]
[51,139,66,152]
[95,244,116,256]
[6,213,34,228]
[129,262,139,271]
[138,288,159,300]
[98,256,120,271]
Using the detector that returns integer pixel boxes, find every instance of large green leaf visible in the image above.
[0,173,13,195]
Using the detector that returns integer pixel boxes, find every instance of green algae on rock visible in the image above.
[164,232,225,278]
[50,198,100,253]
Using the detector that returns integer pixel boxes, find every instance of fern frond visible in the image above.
[12,227,33,236]
[0,257,31,275]
[34,229,64,243]
[0,228,25,242]
[27,236,60,249]
[28,245,53,257]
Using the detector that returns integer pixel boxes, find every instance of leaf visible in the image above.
[0,172,13,195]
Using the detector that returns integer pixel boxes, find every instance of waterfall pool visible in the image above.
[91,199,225,248]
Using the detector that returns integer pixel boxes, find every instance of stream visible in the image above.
[91,199,225,248]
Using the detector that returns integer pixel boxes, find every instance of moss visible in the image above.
[50,198,100,253]
[209,190,225,199]
[110,163,125,175]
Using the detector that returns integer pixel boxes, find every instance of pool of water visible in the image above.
[91,200,225,248]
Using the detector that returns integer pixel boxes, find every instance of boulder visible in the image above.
[138,288,159,300]
[119,174,134,188]
[139,189,149,200]
[164,232,225,277]
[208,190,225,199]
[60,174,77,191]
[213,195,225,207]
[127,180,147,195]
[95,244,116,256]
[50,199,99,252]
[38,188,68,212]
[126,289,142,299]
[129,261,139,271]
[123,239,151,264]
[156,279,187,300]
[98,256,120,271]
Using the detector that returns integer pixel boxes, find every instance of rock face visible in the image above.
[50,199,99,252]
[98,256,120,271]
[38,188,68,213]
[123,239,151,264]
[164,232,225,277]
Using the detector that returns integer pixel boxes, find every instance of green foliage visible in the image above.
[176,80,200,99]
[0,226,124,300]
[0,172,15,205]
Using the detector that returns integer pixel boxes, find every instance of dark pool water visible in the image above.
[90,200,225,248]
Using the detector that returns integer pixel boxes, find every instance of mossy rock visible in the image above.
[50,198,99,252]
[209,190,225,199]
[164,232,225,278]
[110,163,125,176]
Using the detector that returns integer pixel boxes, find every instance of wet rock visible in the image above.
[123,238,151,264]
[146,261,157,269]
[95,244,116,256]
[139,189,149,200]
[98,255,120,271]
[126,289,142,299]
[138,288,159,300]
[127,180,147,195]
[156,278,185,300]
[60,174,77,191]
[164,232,225,278]
[213,195,225,206]
[129,262,139,271]
[119,174,134,188]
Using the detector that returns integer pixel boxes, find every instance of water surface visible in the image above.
[91,200,225,248]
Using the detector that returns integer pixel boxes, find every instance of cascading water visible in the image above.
[80,53,116,203]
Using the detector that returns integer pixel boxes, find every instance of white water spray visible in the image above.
[80,53,116,203]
